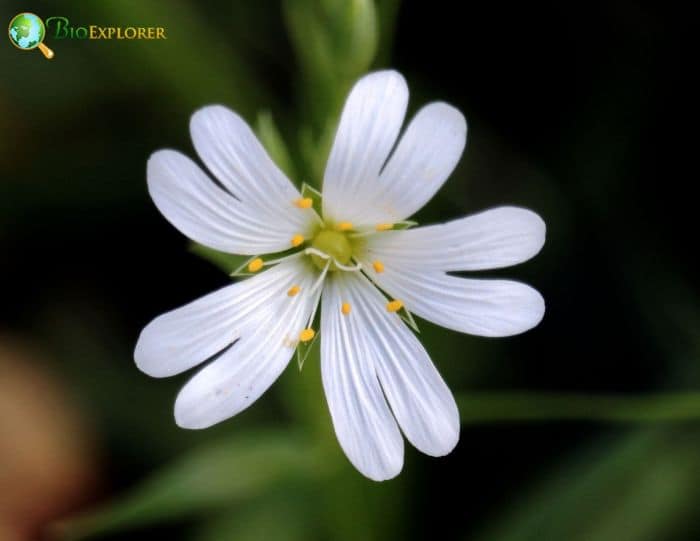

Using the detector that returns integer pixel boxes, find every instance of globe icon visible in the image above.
[8,13,45,49]
[8,12,54,58]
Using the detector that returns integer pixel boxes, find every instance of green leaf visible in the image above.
[256,111,298,181]
[192,488,312,541]
[54,430,324,540]
[284,0,379,183]
[473,429,700,541]
[86,1,270,112]
[457,391,700,424]
[374,0,402,66]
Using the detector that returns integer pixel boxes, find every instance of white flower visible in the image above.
[135,70,545,481]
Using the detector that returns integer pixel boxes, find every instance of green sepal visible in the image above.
[189,243,252,275]
[300,182,324,215]
[392,220,418,230]
[296,330,320,371]
[399,307,420,334]
[230,255,261,278]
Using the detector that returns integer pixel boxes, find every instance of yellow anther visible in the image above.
[341,302,351,315]
[336,221,353,231]
[372,260,385,273]
[291,234,305,247]
[386,299,403,313]
[294,197,313,209]
[248,258,264,272]
[376,223,393,231]
[299,328,315,342]
[287,285,300,297]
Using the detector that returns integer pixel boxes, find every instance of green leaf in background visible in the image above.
[473,429,700,541]
[284,0,378,121]
[374,0,401,65]
[191,491,312,541]
[189,243,250,275]
[284,0,381,183]
[457,391,700,424]
[299,120,340,185]
[86,1,271,112]
[55,430,326,540]
[256,110,299,182]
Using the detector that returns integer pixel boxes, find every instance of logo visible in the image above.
[8,13,168,59]
[45,17,167,41]
[8,12,54,59]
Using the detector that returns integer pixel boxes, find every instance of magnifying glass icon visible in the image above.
[8,13,55,59]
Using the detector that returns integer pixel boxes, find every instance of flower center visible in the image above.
[309,229,352,271]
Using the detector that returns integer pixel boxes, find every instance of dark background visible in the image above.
[1,1,698,540]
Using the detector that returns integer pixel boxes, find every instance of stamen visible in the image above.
[336,221,353,231]
[372,260,385,273]
[309,259,331,296]
[304,263,327,333]
[287,285,300,297]
[386,299,403,313]
[341,302,351,315]
[333,259,363,272]
[232,250,306,276]
[248,258,264,272]
[299,328,315,342]
[294,197,313,209]
[352,220,417,238]
[304,247,330,260]
[291,234,305,247]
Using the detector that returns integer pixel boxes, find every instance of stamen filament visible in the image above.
[304,247,330,260]
[309,259,331,296]
[302,260,329,334]
[351,220,418,238]
[333,259,362,272]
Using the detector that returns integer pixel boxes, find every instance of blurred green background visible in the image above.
[1,1,697,540]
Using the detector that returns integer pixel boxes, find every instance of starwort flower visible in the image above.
[135,70,545,481]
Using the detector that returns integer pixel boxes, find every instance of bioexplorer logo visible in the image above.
[8,13,167,60]
[45,16,167,41]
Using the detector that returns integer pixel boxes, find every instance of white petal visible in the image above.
[174,261,319,429]
[364,207,545,271]
[134,260,301,378]
[353,102,467,225]
[190,105,317,231]
[320,275,403,481]
[322,71,408,225]
[147,150,313,255]
[345,274,460,456]
[364,266,545,337]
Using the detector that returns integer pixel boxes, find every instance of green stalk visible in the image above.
[458,391,700,423]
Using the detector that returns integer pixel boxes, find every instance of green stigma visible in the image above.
[310,229,353,270]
